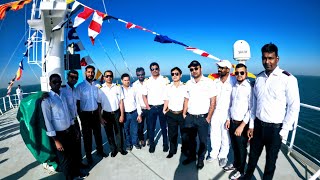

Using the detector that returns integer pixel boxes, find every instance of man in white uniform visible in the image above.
[210,60,236,168]
[244,43,300,180]
[16,85,23,103]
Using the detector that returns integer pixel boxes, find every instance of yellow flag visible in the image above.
[95,70,102,80]
[66,0,75,4]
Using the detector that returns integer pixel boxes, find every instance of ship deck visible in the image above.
[0,108,318,180]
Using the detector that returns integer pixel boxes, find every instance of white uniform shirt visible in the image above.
[164,82,187,111]
[16,88,23,99]
[185,76,217,115]
[142,75,170,106]
[213,75,236,115]
[60,84,78,119]
[98,83,124,112]
[132,80,147,108]
[75,80,99,111]
[250,66,300,139]
[121,86,142,115]
[41,91,73,137]
[228,79,252,124]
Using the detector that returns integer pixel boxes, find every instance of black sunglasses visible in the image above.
[105,75,113,78]
[137,73,145,76]
[171,72,180,76]
[52,80,62,84]
[217,66,227,70]
[189,67,199,72]
[235,71,245,76]
[151,68,159,71]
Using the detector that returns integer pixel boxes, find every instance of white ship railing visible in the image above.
[0,92,38,115]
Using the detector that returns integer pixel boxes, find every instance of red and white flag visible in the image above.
[88,10,105,45]
[186,47,220,61]
[73,6,94,28]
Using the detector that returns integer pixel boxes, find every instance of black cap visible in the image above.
[188,60,201,68]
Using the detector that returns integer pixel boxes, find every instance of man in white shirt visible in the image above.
[244,43,300,180]
[132,67,149,147]
[163,67,187,158]
[210,60,236,168]
[41,74,80,179]
[143,62,170,153]
[16,85,23,103]
[224,64,252,179]
[182,60,217,169]
[98,70,128,157]
[121,73,142,150]
[75,65,107,165]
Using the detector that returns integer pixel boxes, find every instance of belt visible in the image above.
[188,113,207,118]
[231,119,242,125]
[256,118,282,128]
[81,110,97,114]
[150,104,163,108]
[126,109,137,114]
[56,126,73,135]
[104,109,120,114]
[169,109,182,115]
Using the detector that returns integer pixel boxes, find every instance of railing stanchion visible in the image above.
[3,97,6,112]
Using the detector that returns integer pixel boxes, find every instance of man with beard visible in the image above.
[224,64,252,179]
[210,60,236,168]
[143,62,170,153]
[132,67,149,147]
[98,70,128,157]
[75,65,107,165]
[182,60,217,169]
[243,43,300,180]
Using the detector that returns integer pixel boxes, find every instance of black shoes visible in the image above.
[134,144,141,149]
[97,151,108,158]
[111,151,118,157]
[126,146,133,151]
[163,145,169,152]
[87,156,93,166]
[197,160,204,169]
[182,157,196,165]
[166,153,174,158]
[120,150,128,155]
[149,146,155,153]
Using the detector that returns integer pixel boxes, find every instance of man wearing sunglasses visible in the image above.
[42,74,81,179]
[75,65,107,165]
[224,64,252,179]
[142,62,170,153]
[61,70,89,169]
[182,60,217,169]
[132,67,149,147]
[210,60,236,168]
[162,67,187,158]
[98,70,128,157]
[243,43,300,180]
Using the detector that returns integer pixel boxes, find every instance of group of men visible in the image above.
[41,43,300,180]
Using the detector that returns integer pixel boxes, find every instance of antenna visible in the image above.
[233,40,251,64]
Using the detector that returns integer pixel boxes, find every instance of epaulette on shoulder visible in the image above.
[116,83,120,86]
[282,71,291,76]
[61,85,66,88]
[257,71,264,76]
[249,80,255,87]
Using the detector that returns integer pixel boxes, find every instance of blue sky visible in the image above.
[0,0,320,88]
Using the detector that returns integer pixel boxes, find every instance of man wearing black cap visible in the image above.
[182,60,217,169]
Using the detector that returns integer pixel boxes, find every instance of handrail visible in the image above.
[0,92,38,115]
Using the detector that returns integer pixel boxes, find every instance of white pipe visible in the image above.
[309,169,320,180]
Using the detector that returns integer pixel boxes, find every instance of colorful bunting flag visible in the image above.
[88,10,105,45]
[80,58,87,66]
[15,60,23,81]
[75,41,84,51]
[6,76,16,95]
[67,0,75,4]
[186,47,220,61]
[68,27,79,40]
[154,35,188,47]
[81,56,93,64]
[0,0,32,20]
[73,6,94,28]
[95,69,102,80]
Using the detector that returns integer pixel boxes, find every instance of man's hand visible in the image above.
[225,120,230,130]
[235,125,245,136]
[41,92,49,100]
[54,140,64,151]
[162,110,168,115]
[119,115,124,123]
[146,105,151,110]
[205,117,210,124]
[247,128,254,140]
[137,115,142,123]
[183,114,187,119]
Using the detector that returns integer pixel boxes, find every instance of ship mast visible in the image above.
[28,0,67,91]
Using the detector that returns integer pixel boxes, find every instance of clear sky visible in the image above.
[0,0,320,88]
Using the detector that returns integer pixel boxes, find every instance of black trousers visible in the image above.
[244,119,282,180]
[102,110,125,152]
[166,111,186,154]
[229,120,249,174]
[184,114,209,161]
[79,110,104,158]
[55,126,80,180]
[138,109,149,141]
